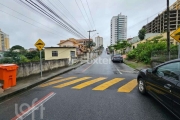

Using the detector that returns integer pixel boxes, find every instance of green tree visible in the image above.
[138,28,146,41]
[31,56,40,62]
[0,57,14,63]
[25,50,39,60]
[113,40,131,50]
[19,55,30,63]
[10,45,25,51]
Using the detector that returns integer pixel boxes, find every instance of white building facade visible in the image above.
[95,36,103,48]
[110,13,127,45]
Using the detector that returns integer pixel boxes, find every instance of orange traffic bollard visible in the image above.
[0,64,19,89]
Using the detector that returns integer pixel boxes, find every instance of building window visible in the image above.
[52,51,58,57]
[70,51,75,57]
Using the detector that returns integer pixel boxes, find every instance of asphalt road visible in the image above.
[0,51,178,120]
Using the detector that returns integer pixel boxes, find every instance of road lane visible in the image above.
[0,51,178,120]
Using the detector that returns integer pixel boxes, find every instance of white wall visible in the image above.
[111,16,117,45]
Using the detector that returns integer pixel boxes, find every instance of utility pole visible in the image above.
[87,30,96,60]
[167,0,171,60]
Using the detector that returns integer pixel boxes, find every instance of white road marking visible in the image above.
[113,65,122,74]
[11,92,56,120]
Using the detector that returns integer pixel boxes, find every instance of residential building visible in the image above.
[0,29,10,51]
[144,0,180,33]
[44,47,77,62]
[28,48,37,52]
[126,33,161,53]
[95,36,103,48]
[128,33,161,44]
[57,38,93,55]
[110,13,127,45]
[129,32,178,52]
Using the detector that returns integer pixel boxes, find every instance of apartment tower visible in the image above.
[110,13,127,45]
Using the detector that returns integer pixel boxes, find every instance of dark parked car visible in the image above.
[137,59,180,119]
[111,54,123,63]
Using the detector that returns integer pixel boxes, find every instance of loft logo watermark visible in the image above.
[87,57,112,64]
[15,98,45,120]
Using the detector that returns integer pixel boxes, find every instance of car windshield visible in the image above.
[0,0,179,120]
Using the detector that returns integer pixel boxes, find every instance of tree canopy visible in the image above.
[10,45,25,51]
[138,28,146,41]
[113,40,131,50]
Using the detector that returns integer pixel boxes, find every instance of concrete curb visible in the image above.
[0,62,87,102]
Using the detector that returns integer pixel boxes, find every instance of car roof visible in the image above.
[155,58,180,68]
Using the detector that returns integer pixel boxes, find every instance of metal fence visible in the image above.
[150,50,178,68]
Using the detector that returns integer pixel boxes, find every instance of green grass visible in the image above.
[125,62,137,69]
[124,59,150,70]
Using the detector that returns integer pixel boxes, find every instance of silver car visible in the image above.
[111,54,123,63]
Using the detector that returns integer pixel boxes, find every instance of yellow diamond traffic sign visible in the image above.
[34,39,45,51]
[170,28,180,43]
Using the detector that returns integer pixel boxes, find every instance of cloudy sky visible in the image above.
[0,0,177,49]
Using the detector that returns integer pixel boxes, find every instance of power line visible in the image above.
[75,0,91,30]
[47,0,87,38]
[0,2,68,38]
[79,0,93,29]
[18,0,84,38]
[85,0,96,30]
[128,5,166,29]
[0,9,64,37]
[37,0,86,38]
[18,0,85,38]
[56,0,88,36]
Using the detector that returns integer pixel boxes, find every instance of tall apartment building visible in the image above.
[144,0,180,33]
[0,29,10,51]
[110,13,127,45]
[95,36,103,48]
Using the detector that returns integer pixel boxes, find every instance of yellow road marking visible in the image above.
[39,77,76,87]
[54,77,92,88]
[117,79,137,93]
[92,78,124,91]
[72,77,107,89]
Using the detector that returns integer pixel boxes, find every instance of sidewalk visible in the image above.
[0,61,87,102]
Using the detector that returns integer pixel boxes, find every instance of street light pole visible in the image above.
[167,0,171,60]
[87,30,96,60]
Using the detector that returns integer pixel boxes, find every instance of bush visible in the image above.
[127,51,136,60]
[19,55,30,63]
[0,57,14,64]
[31,56,40,62]
[127,41,174,64]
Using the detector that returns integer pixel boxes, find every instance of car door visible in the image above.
[172,82,180,118]
[146,62,180,110]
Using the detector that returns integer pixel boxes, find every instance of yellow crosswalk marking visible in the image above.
[72,77,107,89]
[39,77,76,87]
[54,77,92,88]
[92,78,124,91]
[117,79,137,93]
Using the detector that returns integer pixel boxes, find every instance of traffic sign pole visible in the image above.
[40,50,42,78]
[179,43,180,58]
[34,38,45,78]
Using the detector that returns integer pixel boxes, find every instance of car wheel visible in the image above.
[138,78,146,94]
